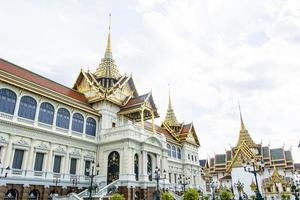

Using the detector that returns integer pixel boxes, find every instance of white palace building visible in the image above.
[0,23,204,199]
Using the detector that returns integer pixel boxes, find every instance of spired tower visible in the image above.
[227,109,262,198]
[73,15,167,199]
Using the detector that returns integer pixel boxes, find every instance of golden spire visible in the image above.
[239,104,246,131]
[236,104,256,148]
[104,13,112,59]
[163,85,180,127]
[95,13,121,80]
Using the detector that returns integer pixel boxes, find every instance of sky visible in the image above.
[0,0,299,162]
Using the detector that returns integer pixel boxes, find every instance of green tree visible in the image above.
[162,192,174,200]
[183,188,199,200]
[110,193,125,200]
[281,192,291,200]
[219,188,234,200]
[203,195,209,200]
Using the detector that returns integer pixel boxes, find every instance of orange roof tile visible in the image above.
[0,58,89,104]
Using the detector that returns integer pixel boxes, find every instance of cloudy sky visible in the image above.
[0,0,299,161]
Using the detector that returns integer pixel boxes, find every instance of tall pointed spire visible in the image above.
[236,103,256,148]
[95,14,121,81]
[104,13,112,59]
[163,85,180,127]
[239,103,246,131]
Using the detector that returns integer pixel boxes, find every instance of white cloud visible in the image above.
[0,0,299,161]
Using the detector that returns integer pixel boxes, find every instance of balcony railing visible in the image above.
[1,168,90,187]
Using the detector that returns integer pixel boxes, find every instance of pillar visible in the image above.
[149,110,155,133]
[140,109,144,128]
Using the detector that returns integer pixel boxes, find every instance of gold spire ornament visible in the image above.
[95,13,121,81]
[163,85,180,127]
[236,104,257,148]
[105,13,112,58]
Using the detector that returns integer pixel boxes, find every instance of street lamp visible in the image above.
[234,180,244,200]
[178,174,190,193]
[242,159,265,200]
[210,181,218,200]
[291,170,300,200]
[154,166,166,199]
[86,160,100,200]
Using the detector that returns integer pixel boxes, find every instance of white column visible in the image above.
[34,101,42,125]
[141,150,148,181]
[52,106,58,131]
[5,138,13,167]
[46,144,53,172]
[63,147,69,174]
[27,142,35,170]
[13,95,21,121]
[156,154,161,169]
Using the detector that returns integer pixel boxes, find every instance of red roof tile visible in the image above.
[0,58,88,104]
[122,93,148,109]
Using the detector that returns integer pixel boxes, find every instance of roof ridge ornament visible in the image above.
[236,103,257,148]
[163,84,180,127]
[95,13,121,81]
[105,13,112,58]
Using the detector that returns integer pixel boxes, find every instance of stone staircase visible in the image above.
[53,180,120,200]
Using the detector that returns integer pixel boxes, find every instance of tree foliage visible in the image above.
[162,192,174,200]
[110,193,125,200]
[219,188,234,200]
[281,192,291,200]
[183,188,199,200]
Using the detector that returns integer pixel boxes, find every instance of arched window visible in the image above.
[134,154,139,181]
[0,88,17,115]
[72,113,84,133]
[18,96,37,120]
[177,147,181,159]
[28,189,40,200]
[134,191,140,200]
[147,154,152,181]
[4,189,18,200]
[86,117,96,136]
[107,151,120,184]
[38,102,54,125]
[172,146,176,158]
[167,144,171,157]
[56,108,70,129]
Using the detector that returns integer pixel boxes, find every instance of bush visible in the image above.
[162,192,174,200]
[110,193,125,200]
[183,188,199,200]
[281,192,291,200]
[203,195,209,200]
[219,188,234,200]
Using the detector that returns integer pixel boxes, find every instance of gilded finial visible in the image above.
[168,84,172,109]
[163,84,180,127]
[238,102,246,130]
[236,102,257,148]
[105,13,112,58]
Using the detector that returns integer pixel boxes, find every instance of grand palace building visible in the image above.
[0,19,299,200]
[200,113,300,200]
[0,23,204,199]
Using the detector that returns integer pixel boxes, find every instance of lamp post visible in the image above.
[178,174,190,193]
[154,166,166,199]
[242,159,264,200]
[86,160,100,200]
[292,171,300,200]
[234,180,244,200]
[210,181,218,200]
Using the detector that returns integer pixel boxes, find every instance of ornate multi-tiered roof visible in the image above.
[201,109,298,176]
